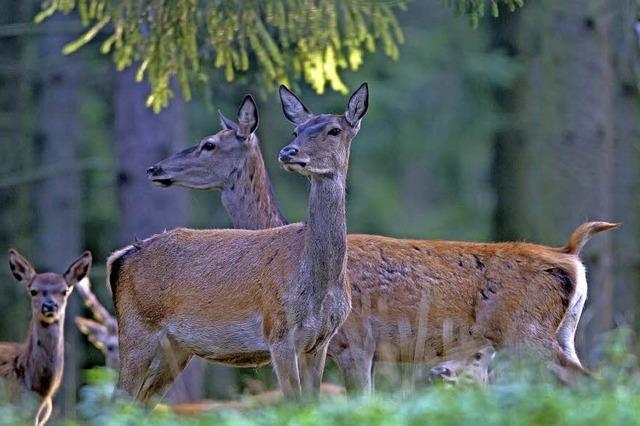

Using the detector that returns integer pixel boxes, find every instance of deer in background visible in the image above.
[74,278,119,370]
[427,342,495,388]
[1,249,91,426]
[147,94,618,392]
[108,83,369,402]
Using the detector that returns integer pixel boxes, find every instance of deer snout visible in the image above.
[146,165,162,176]
[41,301,58,315]
[429,366,453,382]
[278,146,299,163]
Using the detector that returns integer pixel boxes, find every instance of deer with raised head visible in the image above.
[1,249,91,426]
[108,83,369,403]
[147,95,618,392]
[74,278,119,369]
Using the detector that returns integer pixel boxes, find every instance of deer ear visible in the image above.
[345,82,369,128]
[279,85,313,125]
[236,95,259,139]
[8,249,36,284]
[218,110,239,132]
[63,251,92,287]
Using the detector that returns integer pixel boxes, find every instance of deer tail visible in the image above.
[559,222,620,256]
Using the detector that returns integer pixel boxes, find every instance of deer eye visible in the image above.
[292,131,298,137]
[328,128,341,136]
[61,289,68,296]
[473,352,483,361]
[202,142,216,151]
[30,290,37,296]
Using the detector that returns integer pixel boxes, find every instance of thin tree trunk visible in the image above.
[114,67,205,403]
[34,12,83,418]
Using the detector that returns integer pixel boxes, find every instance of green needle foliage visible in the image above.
[35,0,524,111]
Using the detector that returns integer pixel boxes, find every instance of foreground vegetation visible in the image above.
[1,329,638,426]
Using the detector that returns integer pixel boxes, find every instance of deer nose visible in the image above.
[429,366,452,379]
[146,165,162,176]
[279,146,299,162]
[41,302,58,314]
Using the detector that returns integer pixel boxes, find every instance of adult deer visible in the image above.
[109,83,369,402]
[1,249,91,426]
[148,96,618,392]
[74,278,119,369]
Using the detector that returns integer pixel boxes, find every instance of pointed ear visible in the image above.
[8,249,36,284]
[345,82,369,128]
[218,110,239,132]
[279,85,313,125]
[236,95,259,139]
[63,251,92,287]
[75,317,108,350]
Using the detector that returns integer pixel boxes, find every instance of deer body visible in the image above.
[112,85,369,402]
[1,250,91,426]
[149,96,616,392]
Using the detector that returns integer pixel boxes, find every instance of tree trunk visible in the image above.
[114,67,205,402]
[34,13,83,417]
[494,0,616,364]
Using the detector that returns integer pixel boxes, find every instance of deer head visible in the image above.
[428,344,496,387]
[8,249,91,324]
[146,95,259,190]
[278,83,368,178]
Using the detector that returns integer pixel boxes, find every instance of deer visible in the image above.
[108,83,369,403]
[74,277,119,370]
[427,342,495,388]
[1,249,91,426]
[146,94,618,393]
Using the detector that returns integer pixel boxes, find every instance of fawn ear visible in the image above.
[75,317,108,350]
[63,251,92,287]
[279,85,313,125]
[236,95,259,140]
[218,110,239,132]
[8,249,36,284]
[345,82,369,128]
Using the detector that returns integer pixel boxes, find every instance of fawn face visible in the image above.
[278,83,368,178]
[8,250,92,324]
[429,345,496,387]
[147,95,259,190]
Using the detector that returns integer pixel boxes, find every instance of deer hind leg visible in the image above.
[299,344,329,395]
[135,333,192,405]
[270,340,301,398]
[34,397,52,426]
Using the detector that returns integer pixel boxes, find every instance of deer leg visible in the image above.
[118,327,160,401]
[34,397,52,426]
[299,344,329,395]
[270,340,300,398]
[333,348,374,394]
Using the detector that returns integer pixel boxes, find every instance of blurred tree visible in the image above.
[35,0,524,111]
[34,11,84,417]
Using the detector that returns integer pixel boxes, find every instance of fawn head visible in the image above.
[147,95,259,190]
[429,344,495,387]
[8,249,92,324]
[278,83,368,178]
[75,317,119,367]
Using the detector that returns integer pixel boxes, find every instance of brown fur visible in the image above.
[1,249,91,426]
[148,97,618,393]
[111,84,370,403]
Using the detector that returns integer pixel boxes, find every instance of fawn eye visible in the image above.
[328,128,341,136]
[473,352,483,361]
[30,290,37,296]
[61,289,68,296]
[202,142,216,151]
[292,131,298,137]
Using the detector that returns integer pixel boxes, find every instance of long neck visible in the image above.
[221,139,287,230]
[304,173,348,291]
[19,317,65,396]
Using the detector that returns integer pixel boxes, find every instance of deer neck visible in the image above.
[19,317,64,396]
[303,172,348,291]
[221,139,287,230]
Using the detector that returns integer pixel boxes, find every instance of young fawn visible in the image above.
[1,249,91,426]
[108,84,369,403]
[148,96,618,392]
